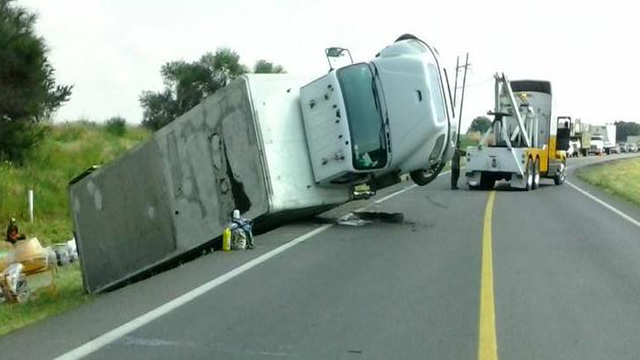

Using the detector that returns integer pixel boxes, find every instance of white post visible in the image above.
[28,190,34,223]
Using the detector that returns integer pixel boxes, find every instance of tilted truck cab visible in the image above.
[300,35,456,187]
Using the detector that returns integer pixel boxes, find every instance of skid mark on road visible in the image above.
[478,191,498,360]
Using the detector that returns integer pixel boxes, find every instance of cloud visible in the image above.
[19,0,640,128]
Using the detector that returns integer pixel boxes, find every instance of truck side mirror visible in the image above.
[325,47,353,70]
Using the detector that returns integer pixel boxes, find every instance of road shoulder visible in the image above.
[567,154,640,226]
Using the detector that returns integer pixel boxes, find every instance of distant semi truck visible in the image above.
[570,119,591,156]
[590,124,617,154]
[589,135,604,155]
[69,35,459,292]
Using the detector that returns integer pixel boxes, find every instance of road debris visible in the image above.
[223,210,255,251]
[0,237,57,305]
[52,241,78,267]
[0,263,30,304]
[337,211,404,226]
[337,213,371,226]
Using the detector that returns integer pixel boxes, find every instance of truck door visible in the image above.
[556,116,572,151]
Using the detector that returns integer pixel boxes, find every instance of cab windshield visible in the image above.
[337,64,387,170]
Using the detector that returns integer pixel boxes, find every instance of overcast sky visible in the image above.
[21,0,639,130]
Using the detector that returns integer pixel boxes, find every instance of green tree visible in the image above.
[0,0,72,162]
[614,121,640,142]
[140,48,248,131]
[253,59,286,74]
[105,116,127,137]
[139,89,179,131]
[140,49,287,131]
[468,116,492,134]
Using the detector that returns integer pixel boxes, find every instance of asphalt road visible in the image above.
[2,153,640,360]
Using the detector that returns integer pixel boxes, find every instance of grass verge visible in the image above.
[0,121,150,246]
[0,121,149,336]
[576,157,640,206]
[0,264,90,336]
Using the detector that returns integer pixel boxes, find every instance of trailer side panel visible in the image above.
[70,78,270,292]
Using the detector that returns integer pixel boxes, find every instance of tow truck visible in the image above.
[465,74,570,190]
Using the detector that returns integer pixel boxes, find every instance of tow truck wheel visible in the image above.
[554,161,566,185]
[532,158,541,189]
[480,174,496,190]
[525,157,533,191]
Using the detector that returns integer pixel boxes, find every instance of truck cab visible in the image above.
[590,136,604,155]
[300,35,456,188]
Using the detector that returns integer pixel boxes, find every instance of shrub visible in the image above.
[105,117,127,136]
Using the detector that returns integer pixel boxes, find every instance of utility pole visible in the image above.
[453,56,460,108]
[456,53,471,146]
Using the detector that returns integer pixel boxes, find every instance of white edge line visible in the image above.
[374,184,418,204]
[56,169,453,359]
[54,224,333,360]
[566,181,640,229]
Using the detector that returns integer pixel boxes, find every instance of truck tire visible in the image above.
[524,158,533,191]
[480,175,496,190]
[532,158,541,189]
[553,161,566,185]
[395,34,419,42]
[410,162,445,186]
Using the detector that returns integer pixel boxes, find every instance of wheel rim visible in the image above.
[534,161,540,185]
[527,162,533,188]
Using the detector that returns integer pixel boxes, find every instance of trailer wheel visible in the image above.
[554,161,566,185]
[532,158,541,189]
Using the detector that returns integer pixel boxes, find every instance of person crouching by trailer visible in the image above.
[230,210,254,250]
[6,218,26,245]
[451,147,466,190]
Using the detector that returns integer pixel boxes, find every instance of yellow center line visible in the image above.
[478,190,498,360]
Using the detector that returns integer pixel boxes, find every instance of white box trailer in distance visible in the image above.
[69,35,457,293]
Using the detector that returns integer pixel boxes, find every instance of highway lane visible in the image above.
[494,154,640,360]
[2,154,639,359]
[84,174,491,360]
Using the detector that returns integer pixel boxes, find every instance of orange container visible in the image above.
[13,237,49,274]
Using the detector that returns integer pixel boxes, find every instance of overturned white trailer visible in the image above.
[69,35,458,292]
